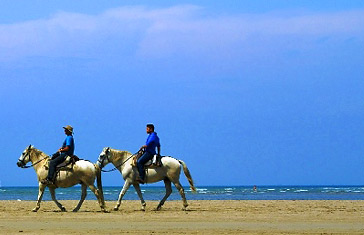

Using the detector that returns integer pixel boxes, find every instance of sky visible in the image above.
[1,1,364,187]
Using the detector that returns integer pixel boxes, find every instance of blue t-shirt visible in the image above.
[145,132,160,155]
[62,135,75,156]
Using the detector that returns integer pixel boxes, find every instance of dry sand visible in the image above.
[0,200,363,234]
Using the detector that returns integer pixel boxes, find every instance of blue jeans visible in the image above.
[47,152,67,181]
[137,151,153,180]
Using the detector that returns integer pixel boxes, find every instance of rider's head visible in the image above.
[63,125,73,135]
[146,123,154,134]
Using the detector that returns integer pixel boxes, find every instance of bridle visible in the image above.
[18,147,48,169]
[100,149,138,173]
[98,151,111,170]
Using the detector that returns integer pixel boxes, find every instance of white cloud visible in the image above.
[0,5,363,62]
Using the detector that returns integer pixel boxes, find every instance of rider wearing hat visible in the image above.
[136,123,160,184]
[42,125,75,185]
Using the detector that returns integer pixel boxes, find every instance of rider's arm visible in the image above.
[59,146,69,152]
[59,136,72,152]
[141,133,156,149]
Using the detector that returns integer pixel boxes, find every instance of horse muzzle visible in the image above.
[96,160,103,169]
[17,160,25,168]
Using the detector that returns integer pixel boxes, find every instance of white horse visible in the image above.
[16,145,107,212]
[96,147,196,211]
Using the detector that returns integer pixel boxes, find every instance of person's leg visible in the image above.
[47,153,67,181]
[51,152,60,160]
[137,152,153,180]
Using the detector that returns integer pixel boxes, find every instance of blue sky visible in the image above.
[1,1,364,186]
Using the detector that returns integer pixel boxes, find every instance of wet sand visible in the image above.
[0,200,363,234]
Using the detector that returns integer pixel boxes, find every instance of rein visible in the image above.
[20,152,49,169]
[101,152,137,173]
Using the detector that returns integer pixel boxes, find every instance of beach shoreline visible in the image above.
[0,200,363,234]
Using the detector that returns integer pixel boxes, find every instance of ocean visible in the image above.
[1,185,364,201]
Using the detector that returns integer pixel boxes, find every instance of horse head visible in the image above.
[17,145,33,168]
[97,147,111,168]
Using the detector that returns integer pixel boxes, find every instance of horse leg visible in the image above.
[173,181,188,210]
[73,183,87,212]
[114,180,131,211]
[32,183,46,212]
[133,183,146,211]
[49,187,66,212]
[88,184,107,212]
[156,179,172,211]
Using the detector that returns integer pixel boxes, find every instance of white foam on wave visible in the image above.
[294,189,308,192]
[197,188,207,191]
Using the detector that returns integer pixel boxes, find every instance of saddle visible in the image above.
[56,155,80,169]
[44,155,80,170]
[131,151,163,168]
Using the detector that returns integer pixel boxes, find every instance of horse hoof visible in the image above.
[156,206,162,211]
[32,208,39,212]
[72,209,79,212]
[102,209,110,213]
[113,207,119,211]
[61,207,67,212]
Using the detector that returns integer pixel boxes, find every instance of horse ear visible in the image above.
[106,147,110,153]
[28,144,32,149]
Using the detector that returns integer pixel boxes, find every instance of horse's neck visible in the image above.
[111,150,132,169]
[30,149,49,171]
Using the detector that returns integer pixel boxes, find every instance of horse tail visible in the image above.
[178,160,196,192]
[94,164,105,205]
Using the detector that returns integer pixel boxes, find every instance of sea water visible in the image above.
[1,186,364,201]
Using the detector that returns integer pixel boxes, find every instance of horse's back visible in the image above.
[71,160,97,177]
[161,156,181,168]
[147,156,182,182]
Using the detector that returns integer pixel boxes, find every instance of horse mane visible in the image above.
[109,149,132,162]
[31,147,49,158]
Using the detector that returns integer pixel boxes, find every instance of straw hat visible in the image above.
[63,125,73,133]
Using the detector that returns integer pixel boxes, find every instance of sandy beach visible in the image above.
[0,200,363,234]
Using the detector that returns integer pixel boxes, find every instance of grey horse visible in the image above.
[17,145,107,212]
[97,147,196,211]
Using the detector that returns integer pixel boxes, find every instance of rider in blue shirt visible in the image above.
[42,125,75,185]
[136,123,160,184]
